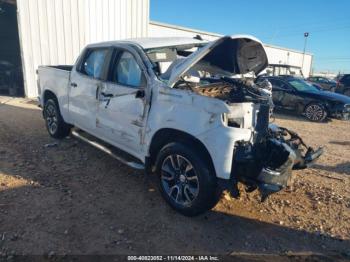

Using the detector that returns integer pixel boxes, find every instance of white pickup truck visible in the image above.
[38,35,323,216]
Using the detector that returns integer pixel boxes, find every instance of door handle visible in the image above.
[135,89,145,99]
[96,85,100,99]
[71,82,77,88]
[101,92,113,98]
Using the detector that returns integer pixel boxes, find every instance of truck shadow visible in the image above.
[0,102,349,257]
[273,111,332,124]
[329,140,350,146]
[311,162,350,176]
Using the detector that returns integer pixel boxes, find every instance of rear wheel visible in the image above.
[156,142,221,216]
[44,99,71,138]
[304,103,327,122]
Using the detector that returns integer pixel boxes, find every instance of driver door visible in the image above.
[96,48,148,156]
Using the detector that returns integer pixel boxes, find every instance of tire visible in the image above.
[43,99,71,139]
[155,142,221,216]
[304,103,327,122]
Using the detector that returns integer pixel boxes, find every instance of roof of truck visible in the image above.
[87,37,208,49]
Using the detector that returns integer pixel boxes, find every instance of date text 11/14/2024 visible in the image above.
[127,255,219,261]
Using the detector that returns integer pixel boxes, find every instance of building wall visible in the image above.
[149,21,313,77]
[264,45,313,77]
[17,0,149,98]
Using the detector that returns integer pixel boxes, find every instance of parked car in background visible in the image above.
[307,76,336,92]
[335,74,350,97]
[335,74,343,81]
[258,75,350,122]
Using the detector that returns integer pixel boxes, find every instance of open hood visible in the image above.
[167,35,268,87]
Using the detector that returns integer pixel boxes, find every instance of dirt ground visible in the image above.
[0,96,349,259]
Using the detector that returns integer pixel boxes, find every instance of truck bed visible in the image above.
[38,65,72,122]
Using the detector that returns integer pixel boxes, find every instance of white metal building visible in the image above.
[0,0,312,98]
[1,0,149,98]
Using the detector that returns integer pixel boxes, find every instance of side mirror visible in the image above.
[135,89,145,99]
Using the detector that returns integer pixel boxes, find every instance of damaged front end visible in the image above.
[156,35,323,200]
[231,105,323,201]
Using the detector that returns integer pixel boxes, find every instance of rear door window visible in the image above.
[270,79,290,90]
[80,48,109,79]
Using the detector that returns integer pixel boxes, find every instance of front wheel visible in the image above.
[44,99,71,138]
[156,142,221,216]
[304,103,327,122]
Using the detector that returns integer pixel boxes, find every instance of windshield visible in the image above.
[145,44,238,81]
[288,79,320,92]
[145,44,206,79]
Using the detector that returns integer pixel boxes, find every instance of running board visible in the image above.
[71,130,145,170]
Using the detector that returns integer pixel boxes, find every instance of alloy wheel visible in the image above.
[305,104,324,121]
[161,154,199,207]
[45,104,58,135]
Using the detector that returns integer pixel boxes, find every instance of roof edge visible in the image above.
[264,43,313,56]
[150,20,223,37]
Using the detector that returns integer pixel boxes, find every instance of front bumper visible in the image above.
[330,111,350,121]
[329,104,350,120]
[229,126,323,201]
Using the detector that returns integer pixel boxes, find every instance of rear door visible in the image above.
[270,79,298,110]
[96,47,148,155]
[69,47,112,133]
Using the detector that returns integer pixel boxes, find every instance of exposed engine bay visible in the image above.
[174,77,273,105]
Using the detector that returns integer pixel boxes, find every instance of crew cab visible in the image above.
[38,36,323,216]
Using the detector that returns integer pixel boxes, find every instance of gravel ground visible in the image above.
[0,97,349,260]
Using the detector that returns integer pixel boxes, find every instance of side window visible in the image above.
[112,51,144,88]
[80,49,109,79]
[270,79,289,90]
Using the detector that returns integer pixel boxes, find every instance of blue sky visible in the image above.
[150,0,350,74]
